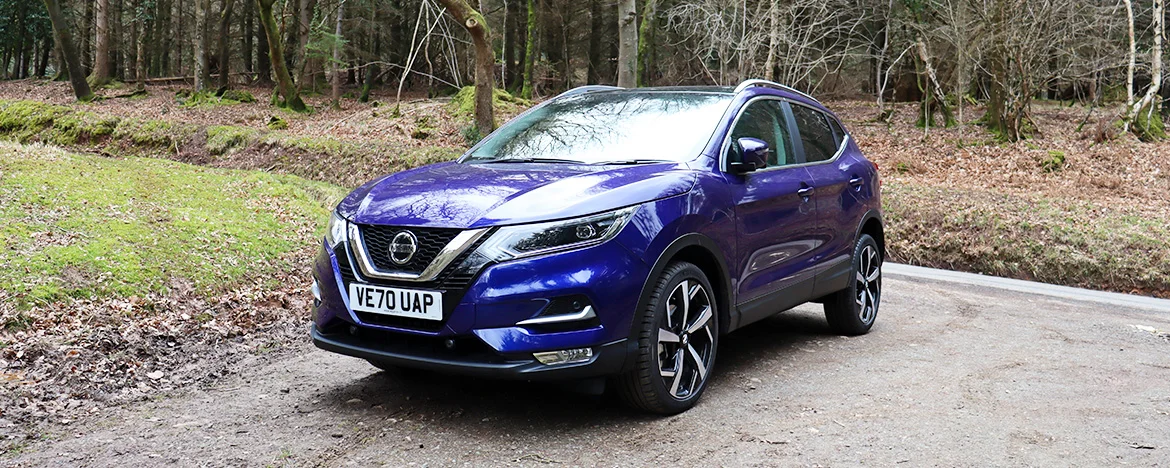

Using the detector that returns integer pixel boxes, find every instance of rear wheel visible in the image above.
[824,234,881,335]
[618,262,718,415]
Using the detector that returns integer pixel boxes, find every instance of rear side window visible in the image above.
[728,100,795,168]
[791,105,838,163]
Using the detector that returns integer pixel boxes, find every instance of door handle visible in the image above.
[797,186,815,198]
[849,177,865,187]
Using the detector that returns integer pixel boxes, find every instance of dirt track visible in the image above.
[9,275,1170,467]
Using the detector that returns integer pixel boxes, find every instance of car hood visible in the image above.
[337,161,697,228]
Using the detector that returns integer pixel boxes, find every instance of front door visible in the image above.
[725,98,819,327]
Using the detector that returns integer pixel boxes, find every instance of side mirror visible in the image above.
[729,137,769,174]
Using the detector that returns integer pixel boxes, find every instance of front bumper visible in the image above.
[311,224,651,378]
[312,325,629,379]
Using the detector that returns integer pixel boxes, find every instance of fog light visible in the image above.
[533,348,593,365]
[311,278,322,305]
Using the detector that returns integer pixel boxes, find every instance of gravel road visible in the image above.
[10,275,1170,467]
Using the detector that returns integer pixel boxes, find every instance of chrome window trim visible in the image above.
[347,224,491,282]
[720,96,849,174]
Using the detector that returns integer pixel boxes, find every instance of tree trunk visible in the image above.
[256,0,273,85]
[194,0,209,90]
[358,0,378,103]
[53,39,66,81]
[295,0,318,88]
[242,0,254,74]
[1124,0,1136,133]
[436,0,496,136]
[42,0,94,101]
[218,0,236,89]
[616,0,637,87]
[36,39,52,77]
[82,0,94,74]
[1128,0,1164,139]
[521,0,537,98]
[914,37,954,129]
[587,0,602,84]
[331,0,344,109]
[136,0,148,87]
[637,0,658,87]
[92,0,112,85]
[764,0,779,81]
[258,0,307,111]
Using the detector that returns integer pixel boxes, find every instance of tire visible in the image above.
[824,234,882,336]
[617,261,719,415]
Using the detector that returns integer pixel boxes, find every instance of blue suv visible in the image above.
[311,79,884,414]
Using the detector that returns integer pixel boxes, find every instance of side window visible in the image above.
[727,100,795,168]
[791,105,838,163]
[827,116,846,147]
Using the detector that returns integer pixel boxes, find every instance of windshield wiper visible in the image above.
[592,159,671,165]
[478,157,583,164]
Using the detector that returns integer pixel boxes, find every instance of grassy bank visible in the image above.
[0,99,459,188]
[0,141,347,308]
[884,180,1169,297]
[0,142,348,441]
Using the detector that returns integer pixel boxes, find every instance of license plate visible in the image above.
[348,283,443,321]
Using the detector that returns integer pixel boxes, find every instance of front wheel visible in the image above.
[617,261,719,415]
[824,234,881,336]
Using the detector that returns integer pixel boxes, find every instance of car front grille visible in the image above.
[357,224,462,274]
[333,231,492,332]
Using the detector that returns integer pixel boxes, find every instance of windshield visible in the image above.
[463,92,732,164]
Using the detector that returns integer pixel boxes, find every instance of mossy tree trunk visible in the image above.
[257,0,307,111]
[42,0,94,101]
[437,0,496,136]
[520,0,537,99]
[637,0,658,87]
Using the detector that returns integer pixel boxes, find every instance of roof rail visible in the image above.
[734,79,819,103]
[555,85,624,99]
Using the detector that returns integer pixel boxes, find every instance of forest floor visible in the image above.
[0,79,1168,458]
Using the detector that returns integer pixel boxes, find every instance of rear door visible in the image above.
[725,98,819,327]
[789,103,870,296]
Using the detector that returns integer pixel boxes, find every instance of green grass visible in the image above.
[0,141,347,307]
[206,125,260,155]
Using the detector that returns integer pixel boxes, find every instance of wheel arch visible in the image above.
[856,210,885,260]
[629,233,734,344]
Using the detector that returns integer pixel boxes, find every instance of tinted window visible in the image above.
[727,100,795,168]
[791,105,838,163]
[465,92,732,164]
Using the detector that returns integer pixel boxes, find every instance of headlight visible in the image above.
[455,206,638,273]
[325,211,348,249]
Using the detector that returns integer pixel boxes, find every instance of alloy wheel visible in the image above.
[657,279,716,400]
[856,245,881,324]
